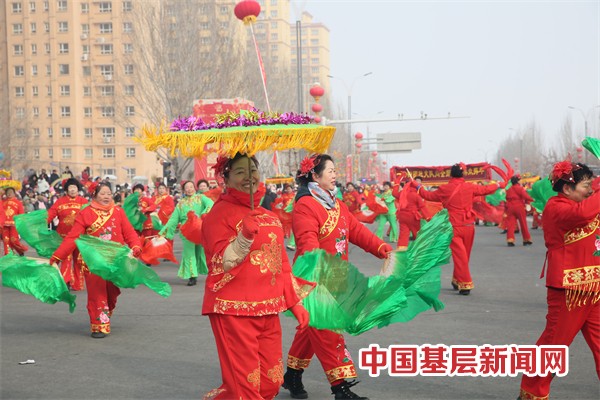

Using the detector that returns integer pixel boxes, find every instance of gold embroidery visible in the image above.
[213,296,286,316]
[250,232,282,285]
[325,365,357,383]
[564,215,600,244]
[267,359,284,384]
[519,388,548,400]
[287,355,311,370]
[319,203,340,240]
[210,254,225,275]
[563,265,600,287]
[211,273,234,292]
[63,211,76,226]
[235,213,283,233]
[91,323,110,334]
[56,202,83,212]
[86,208,114,234]
[247,365,260,389]
[452,278,474,290]
[563,265,600,309]
[202,388,226,400]
[292,277,314,301]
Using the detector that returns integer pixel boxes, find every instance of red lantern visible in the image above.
[514,157,519,163]
[313,116,322,123]
[382,160,387,166]
[355,132,363,140]
[311,103,323,113]
[356,142,362,149]
[234,0,261,25]
[576,146,583,160]
[309,84,325,102]
[372,151,378,157]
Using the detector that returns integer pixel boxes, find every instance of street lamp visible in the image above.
[328,72,373,154]
[568,105,600,164]
[509,128,523,173]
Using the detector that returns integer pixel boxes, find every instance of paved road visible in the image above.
[1,223,598,399]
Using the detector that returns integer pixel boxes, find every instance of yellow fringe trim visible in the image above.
[565,282,600,310]
[265,176,295,185]
[0,180,22,190]
[136,123,336,159]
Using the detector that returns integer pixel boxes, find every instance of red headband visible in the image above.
[550,156,582,186]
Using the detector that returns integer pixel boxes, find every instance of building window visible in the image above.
[270,10,278,17]
[124,85,134,96]
[220,5,228,14]
[61,127,71,137]
[14,45,23,55]
[103,148,115,158]
[123,22,132,33]
[58,21,68,32]
[15,87,25,97]
[13,2,23,13]
[57,0,67,11]
[85,148,93,159]
[124,64,134,75]
[16,149,26,160]
[45,43,51,53]
[99,23,112,34]
[81,2,89,13]
[13,24,23,34]
[271,33,278,41]
[14,65,24,76]
[100,44,113,55]
[83,86,91,96]
[125,106,135,116]
[101,106,115,117]
[33,128,40,137]
[123,1,132,12]
[32,86,39,96]
[123,43,133,54]
[48,128,53,138]
[84,128,92,138]
[16,129,26,138]
[60,85,70,96]
[30,2,36,12]
[32,65,38,75]
[16,107,26,118]
[125,127,135,137]
[31,43,37,54]
[48,148,53,159]
[125,148,136,158]
[100,64,114,76]
[34,148,40,159]
[270,44,278,51]
[311,67,318,74]
[31,22,37,33]
[84,107,92,117]
[33,107,39,117]
[82,24,90,34]
[59,64,69,75]
[62,148,72,159]
[98,2,111,12]
[82,44,90,54]
[59,43,69,54]
[125,168,136,180]
[101,86,114,96]
[44,21,50,32]
[60,106,71,117]
[101,127,115,138]
[46,85,52,95]
[200,22,209,30]
[103,168,116,176]
[311,57,319,64]
[83,66,91,76]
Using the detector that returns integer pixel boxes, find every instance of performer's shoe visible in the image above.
[187,277,197,286]
[451,282,458,290]
[507,242,515,247]
[459,289,471,296]
[91,332,106,339]
[282,367,308,399]
[286,245,296,251]
[523,241,533,246]
[500,230,507,234]
[331,380,368,400]
[532,226,538,230]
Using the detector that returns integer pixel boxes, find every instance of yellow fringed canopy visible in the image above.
[265,176,295,185]
[137,123,336,159]
[0,180,22,191]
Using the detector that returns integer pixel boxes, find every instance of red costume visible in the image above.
[418,179,499,290]
[520,190,600,400]
[272,192,294,238]
[138,195,158,240]
[505,183,533,244]
[47,194,88,290]
[2,197,28,255]
[202,188,313,400]
[392,184,428,249]
[342,190,364,214]
[51,202,141,334]
[153,193,175,225]
[287,191,387,384]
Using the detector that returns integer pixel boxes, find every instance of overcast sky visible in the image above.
[301,0,600,166]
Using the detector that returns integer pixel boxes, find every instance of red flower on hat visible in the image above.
[212,155,231,177]
[550,155,582,185]
[459,162,467,171]
[299,154,319,177]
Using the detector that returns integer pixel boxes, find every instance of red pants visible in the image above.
[287,327,357,384]
[85,271,121,334]
[506,205,531,243]
[397,211,421,248]
[520,288,600,399]
[60,250,85,291]
[450,225,475,290]
[205,314,283,400]
[2,226,28,255]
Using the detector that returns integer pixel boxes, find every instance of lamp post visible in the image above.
[328,72,373,154]
[568,105,600,164]
[509,128,523,173]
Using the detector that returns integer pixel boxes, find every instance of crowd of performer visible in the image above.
[1,154,598,400]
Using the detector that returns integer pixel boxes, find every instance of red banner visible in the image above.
[390,162,491,185]
[346,155,353,183]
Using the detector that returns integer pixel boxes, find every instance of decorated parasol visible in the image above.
[265,175,295,186]
[0,169,22,191]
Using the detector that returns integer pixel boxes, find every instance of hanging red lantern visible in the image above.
[234,0,261,25]
[576,147,583,160]
[309,84,325,102]
[514,157,519,163]
[313,116,322,123]
[372,151,378,157]
[311,103,323,113]
[382,160,387,166]
[356,142,362,149]
[355,132,363,140]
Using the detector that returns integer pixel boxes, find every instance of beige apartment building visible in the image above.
[1,0,330,184]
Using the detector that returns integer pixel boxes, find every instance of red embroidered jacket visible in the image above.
[418,178,499,226]
[47,195,88,237]
[153,194,175,225]
[3,198,24,227]
[342,190,364,214]
[392,185,428,221]
[542,191,600,293]
[52,203,142,262]
[138,196,157,231]
[506,184,533,211]
[292,194,387,263]
[201,190,314,317]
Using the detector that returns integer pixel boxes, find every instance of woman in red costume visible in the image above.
[2,187,28,256]
[152,183,175,225]
[201,153,313,400]
[50,183,142,338]
[519,161,599,400]
[283,153,392,400]
[342,182,364,214]
[505,175,534,246]
[132,184,158,242]
[272,183,295,238]
[415,163,503,295]
[46,178,88,290]
[392,176,428,251]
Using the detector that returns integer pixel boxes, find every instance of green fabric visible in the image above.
[122,192,146,231]
[284,201,294,213]
[377,190,397,214]
[76,235,171,297]
[0,253,76,313]
[375,214,398,243]
[291,209,452,335]
[14,210,62,258]
[528,178,556,213]
[582,136,600,159]
[151,214,164,231]
[485,188,506,206]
